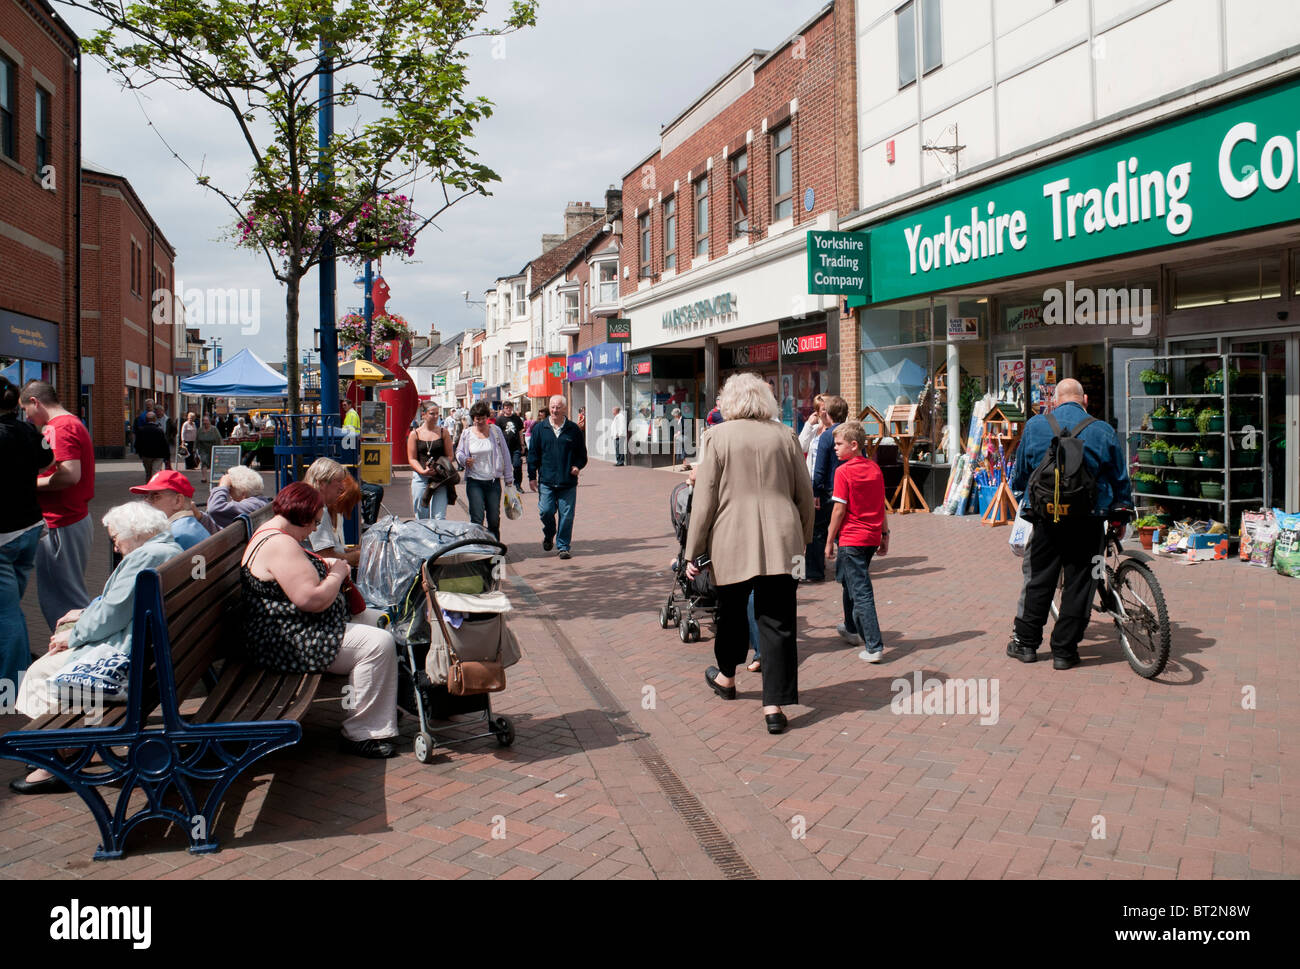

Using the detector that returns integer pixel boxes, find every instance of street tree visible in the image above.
[64,0,538,415]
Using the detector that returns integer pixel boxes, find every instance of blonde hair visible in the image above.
[718,373,778,422]
[835,421,868,451]
[304,457,346,490]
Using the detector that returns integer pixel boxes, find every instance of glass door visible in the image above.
[1229,335,1297,513]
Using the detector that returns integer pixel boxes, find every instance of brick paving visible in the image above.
[1,456,1297,879]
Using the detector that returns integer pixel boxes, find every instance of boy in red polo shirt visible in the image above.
[825,421,889,663]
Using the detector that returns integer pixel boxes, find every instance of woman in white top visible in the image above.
[180,411,198,469]
[455,400,514,540]
[799,395,827,476]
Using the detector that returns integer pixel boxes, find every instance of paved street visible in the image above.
[1,457,1297,880]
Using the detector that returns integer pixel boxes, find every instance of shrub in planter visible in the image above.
[1133,472,1162,494]
[1135,514,1162,550]
[1200,449,1223,468]
[1164,479,1188,498]
[1172,446,1199,468]
[1136,447,1155,465]
[1150,406,1173,431]
[1200,481,1224,500]
[1175,405,1198,433]
[1149,439,1172,466]
[1196,407,1224,435]
[1139,369,1170,395]
[1232,445,1262,467]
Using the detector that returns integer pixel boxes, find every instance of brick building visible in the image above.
[619,1,859,466]
[79,162,178,457]
[0,0,80,408]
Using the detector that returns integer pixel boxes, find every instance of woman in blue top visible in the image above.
[456,401,514,540]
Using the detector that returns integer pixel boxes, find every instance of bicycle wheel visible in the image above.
[1111,559,1171,678]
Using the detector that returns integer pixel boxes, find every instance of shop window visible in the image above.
[861,345,931,428]
[861,300,933,349]
[639,212,652,278]
[1172,257,1282,309]
[730,150,749,239]
[694,176,709,257]
[663,196,676,271]
[0,55,14,160]
[34,86,49,174]
[771,124,793,221]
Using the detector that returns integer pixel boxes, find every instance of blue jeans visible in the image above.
[836,545,882,654]
[0,525,41,684]
[466,477,502,539]
[537,483,576,552]
[410,473,448,521]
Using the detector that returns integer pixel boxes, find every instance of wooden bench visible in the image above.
[0,504,324,860]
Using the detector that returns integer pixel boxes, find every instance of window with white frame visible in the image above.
[663,196,677,271]
[771,124,793,221]
[694,176,710,257]
[564,291,579,328]
[513,282,526,318]
[639,213,652,278]
[730,151,749,239]
[597,261,618,304]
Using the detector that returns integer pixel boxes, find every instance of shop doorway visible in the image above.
[1228,335,1297,513]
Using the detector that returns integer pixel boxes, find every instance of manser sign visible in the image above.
[869,74,1300,304]
[662,292,738,331]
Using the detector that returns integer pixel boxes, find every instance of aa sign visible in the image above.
[359,443,391,485]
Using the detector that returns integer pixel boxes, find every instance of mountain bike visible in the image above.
[1050,522,1171,678]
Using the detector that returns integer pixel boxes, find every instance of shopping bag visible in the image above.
[1008,504,1033,557]
[49,644,131,703]
[503,483,523,521]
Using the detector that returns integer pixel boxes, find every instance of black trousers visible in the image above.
[804,494,832,581]
[1013,516,1103,660]
[715,574,798,706]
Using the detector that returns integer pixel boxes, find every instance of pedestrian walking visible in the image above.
[527,395,587,560]
[457,401,514,541]
[705,395,724,427]
[685,373,814,735]
[21,380,95,633]
[1007,378,1134,670]
[670,408,685,469]
[195,414,223,485]
[824,422,889,663]
[133,411,170,481]
[610,406,627,466]
[179,411,198,469]
[0,377,52,686]
[496,399,526,487]
[407,402,454,521]
[805,395,849,582]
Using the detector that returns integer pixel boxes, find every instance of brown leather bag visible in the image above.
[423,564,505,696]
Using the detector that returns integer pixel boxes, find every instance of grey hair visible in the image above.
[102,502,169,545]
[226,465,264,498]
[304,457,346,489]
[718,373,778,422]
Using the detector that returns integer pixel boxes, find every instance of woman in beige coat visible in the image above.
[685,373,815,733]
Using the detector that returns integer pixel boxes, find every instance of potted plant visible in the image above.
[1149,438,1172,466]
[1136,443,1155,465]
[1150,405,1174,431]
[1139,369,1170,395]
[1135,514,1162,550]
[1235,474,1260,499]
[1132,471,1162,495]
[1204,366,1239,394]
[1175,404,1198,433]
[1200,481,1224,500]
[1172,443,1199,467]
[1196,406,1224,434]
[1200,444,1223,468]
[1165,478,1188,498]
[1232,440,1262,467]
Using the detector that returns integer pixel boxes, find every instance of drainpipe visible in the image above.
[73,48,82,423]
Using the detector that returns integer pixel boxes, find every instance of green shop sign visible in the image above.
[869,74,1300,304]
[806,230,869,298]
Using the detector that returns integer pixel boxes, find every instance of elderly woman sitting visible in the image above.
[205,465,270,530]
[10,503,183,794]
[241,482,398,758]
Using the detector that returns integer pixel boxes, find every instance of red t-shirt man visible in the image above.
[38,414,95,527]
[830,456,886,547]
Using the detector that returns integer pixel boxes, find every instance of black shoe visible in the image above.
[1006,639,1038,663]
[9,775,70,795]
[704,666,736,700]
[1053,655,1082,671]
[543,539,554,552]
[339,737,398,759]
[765,712,788,734]
[558,550,572,560]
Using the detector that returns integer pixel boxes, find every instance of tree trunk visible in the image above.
[286,271,300,416]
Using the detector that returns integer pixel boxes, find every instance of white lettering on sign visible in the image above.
[904,201,1028,276]
[1219,121,1300,199]
[1043,158,1192,241]
[810,233,866,290]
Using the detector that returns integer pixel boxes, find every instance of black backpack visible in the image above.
[1025,414,1098,523]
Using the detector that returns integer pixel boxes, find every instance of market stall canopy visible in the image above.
[179,348,288,397]
[339,359,396,382]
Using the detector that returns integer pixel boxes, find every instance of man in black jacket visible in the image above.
[527,395,588,560]
[134,411,171,482]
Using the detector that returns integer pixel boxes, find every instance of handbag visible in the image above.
[306,547,366,616]
[423,564,505,696]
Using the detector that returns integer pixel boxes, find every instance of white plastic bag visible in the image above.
[503,483,523,520]
[1009,505,1033,557]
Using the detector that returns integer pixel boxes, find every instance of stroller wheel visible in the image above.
[679,619,700,643]
[659,603,671,629]
[493,716,515,747]
[414,731,436,764]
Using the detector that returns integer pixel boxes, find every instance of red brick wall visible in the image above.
[621,6,842,296]
[833,0,860,413]
[0,0,79,397]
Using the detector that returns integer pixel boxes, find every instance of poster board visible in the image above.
[359,442,392,485]
[210,445,244,481]
[360,401,387,437]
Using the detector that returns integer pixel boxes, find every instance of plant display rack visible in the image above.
[1125,352,1269,528]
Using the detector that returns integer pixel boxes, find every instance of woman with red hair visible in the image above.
[240,482,399,758]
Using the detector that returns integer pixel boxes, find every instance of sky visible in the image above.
[60,0,824,368]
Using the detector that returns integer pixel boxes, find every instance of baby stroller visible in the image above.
[659,480,718,643]
[376,524,519,762]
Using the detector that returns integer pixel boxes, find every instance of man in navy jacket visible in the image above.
[527,395,588,559]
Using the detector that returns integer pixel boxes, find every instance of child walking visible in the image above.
[824,422,890,663]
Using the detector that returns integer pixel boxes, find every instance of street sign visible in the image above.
[807,230,869,298]
[359,442,392,485]
[435,374,447,388]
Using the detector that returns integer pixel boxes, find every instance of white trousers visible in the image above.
[330,609,399,741]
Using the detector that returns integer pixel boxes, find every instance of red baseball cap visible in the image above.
[130,469,195,498]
